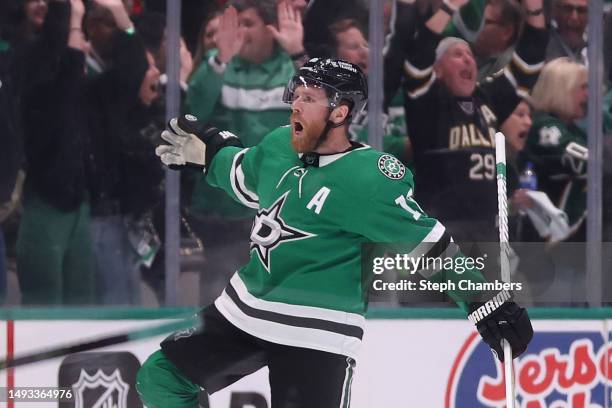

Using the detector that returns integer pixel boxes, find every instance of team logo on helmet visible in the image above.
[378,155,405,180]
[185,114,198,122]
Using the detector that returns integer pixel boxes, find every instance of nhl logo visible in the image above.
[73,369,129,408]
[378,155,405,180]
[304,154,316,165]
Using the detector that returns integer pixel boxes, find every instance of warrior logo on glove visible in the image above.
[468,290,533,361]
[155,115,243,171]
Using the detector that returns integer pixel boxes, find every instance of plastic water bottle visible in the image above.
[518,162,537,216]
[519,162,538,190]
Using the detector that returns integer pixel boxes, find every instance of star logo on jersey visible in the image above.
[250,191,315,272]
[539,126,562,146]
[378,155,405,180]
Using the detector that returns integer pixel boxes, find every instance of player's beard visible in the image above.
[290,114,327,153]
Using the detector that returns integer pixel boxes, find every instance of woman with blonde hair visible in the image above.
[527,57,588,241]
[531,57,588,124]
[527,57,588,305]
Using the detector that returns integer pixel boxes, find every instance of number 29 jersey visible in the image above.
[204,125,457,359]
[402,25,548,223]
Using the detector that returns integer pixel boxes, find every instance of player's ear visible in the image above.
[331,105,350,125]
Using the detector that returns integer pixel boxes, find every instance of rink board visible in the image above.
[0,308,611,408]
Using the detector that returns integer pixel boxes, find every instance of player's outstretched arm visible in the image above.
[155,114,243,171]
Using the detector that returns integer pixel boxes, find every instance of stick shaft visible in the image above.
[0,316,200,370]
[495,131,515,408]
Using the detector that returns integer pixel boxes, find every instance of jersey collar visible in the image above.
[298,141,369,167]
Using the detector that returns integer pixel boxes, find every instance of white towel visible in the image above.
[524,190,570,242]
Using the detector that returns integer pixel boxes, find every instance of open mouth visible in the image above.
[293,121,304,134]
[460,69,472,80]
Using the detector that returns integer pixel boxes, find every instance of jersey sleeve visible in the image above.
[344,157,488,311]
[481,25,548,124]
[527,118,588,178]
[204,126,291,209]
[402,27,440,101]
[204,145,261,209]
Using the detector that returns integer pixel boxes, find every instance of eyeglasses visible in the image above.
[558,4,588,15]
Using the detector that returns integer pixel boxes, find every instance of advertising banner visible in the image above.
[1,317,611,407]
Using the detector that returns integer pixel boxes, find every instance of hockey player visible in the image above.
[137,58,533,407]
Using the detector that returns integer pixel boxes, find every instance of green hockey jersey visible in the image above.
[526,113,587,239]
[207,126,483,359]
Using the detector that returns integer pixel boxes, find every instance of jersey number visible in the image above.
[469,153,495,180]
[395,189,423,220]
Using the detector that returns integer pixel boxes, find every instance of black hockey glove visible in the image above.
[468,290,533,362]
[155,114,243,171]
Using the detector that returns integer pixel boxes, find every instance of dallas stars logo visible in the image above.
[250,191,315,272]
[378,154,405,180]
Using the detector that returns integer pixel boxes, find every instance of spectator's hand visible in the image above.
[447,0,470,9]
[267,0,304,56]
[70,0,85,22]
[427,0,470,34]
[510,189,535,210]
[68,0,86,50]
[179,38,194,84]
[92,0,133,31]
[216,6,245,64]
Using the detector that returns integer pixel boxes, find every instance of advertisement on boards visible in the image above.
[1,318,611,407]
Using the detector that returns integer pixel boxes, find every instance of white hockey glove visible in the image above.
[155,114,242,171]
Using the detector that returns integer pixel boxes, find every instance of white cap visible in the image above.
[435,37,470,64]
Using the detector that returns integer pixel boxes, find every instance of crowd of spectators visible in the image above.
[0,0,610,307]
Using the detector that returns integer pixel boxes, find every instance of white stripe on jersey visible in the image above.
[230,149,259,209]
[401,221,449,278]
[407,74,437,100]
[215,285,363,360]
[403,60,433,79]
[221,85,289,111]
[511,51,544,74]
[229,274,366,328]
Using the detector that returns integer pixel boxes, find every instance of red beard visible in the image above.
[290,114,326,153]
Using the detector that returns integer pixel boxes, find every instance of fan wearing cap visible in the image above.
[401,0,546,244]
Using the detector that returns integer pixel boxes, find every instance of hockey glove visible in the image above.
[155,114,242,171]
[468,290,533,362]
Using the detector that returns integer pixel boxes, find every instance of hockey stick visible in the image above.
[0,314,200,370]
[494,131,516,408]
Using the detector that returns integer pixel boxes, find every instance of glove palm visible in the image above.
[155,115,242,170]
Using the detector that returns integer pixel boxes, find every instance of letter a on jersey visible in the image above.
[250,191,315,272]
[306,187,331,214]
